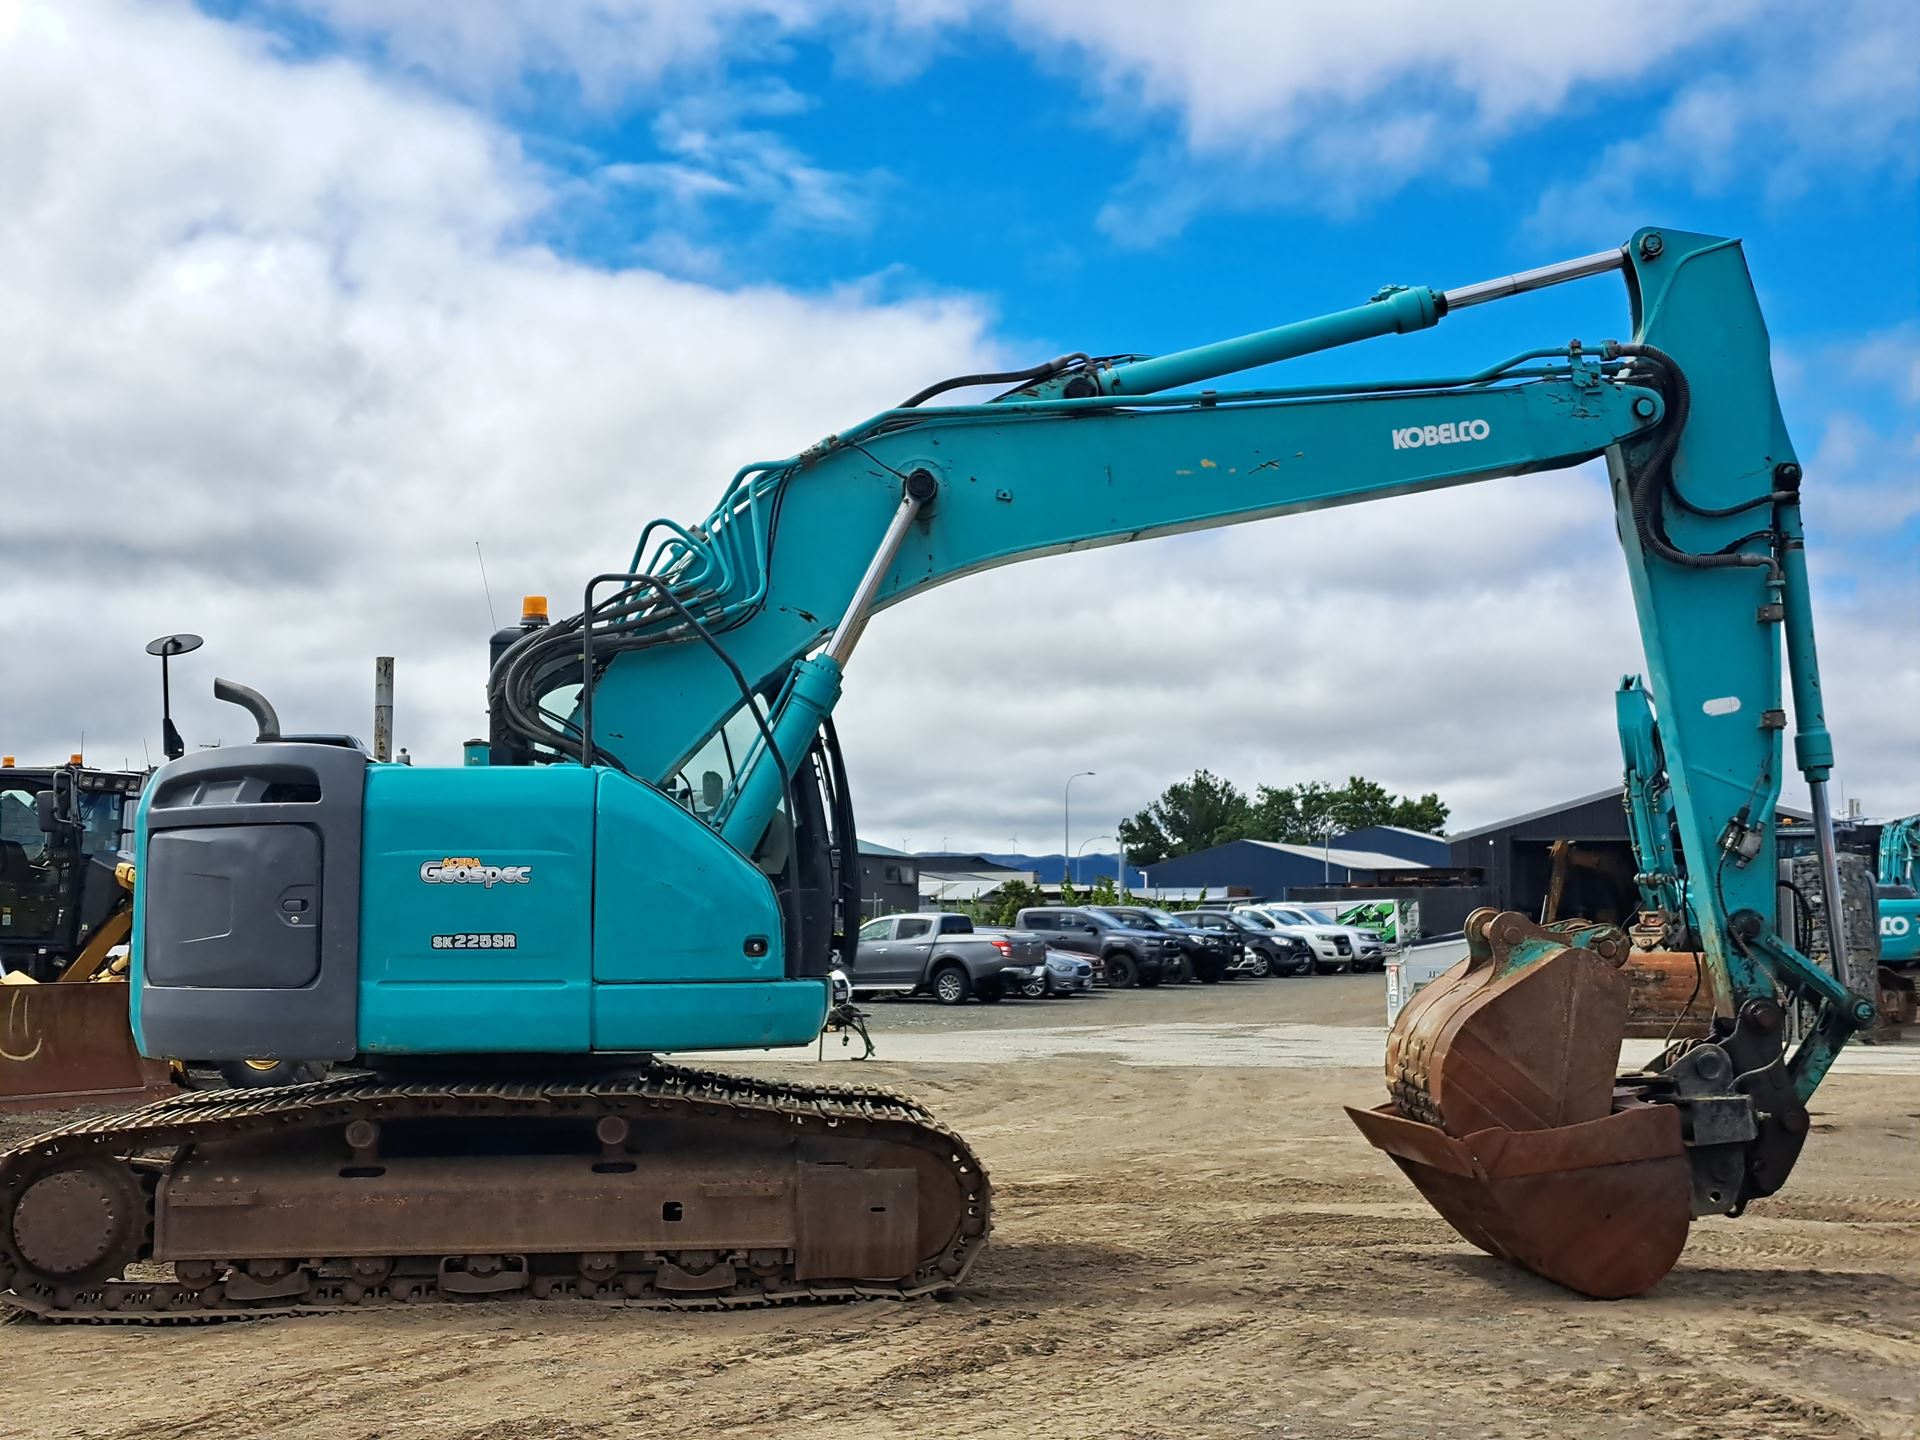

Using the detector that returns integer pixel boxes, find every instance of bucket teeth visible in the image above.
[1353,909,1694,1299]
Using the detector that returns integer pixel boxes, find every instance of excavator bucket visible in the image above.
[1346,909,1694,1298]
[0,979,177,1113]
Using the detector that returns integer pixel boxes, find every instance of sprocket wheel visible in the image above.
[9,1160,146,1289]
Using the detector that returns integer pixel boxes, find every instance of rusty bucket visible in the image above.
[0,981,177,1113]
[1348,909,1694,1299]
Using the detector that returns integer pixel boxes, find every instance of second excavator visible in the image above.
[0,226,1873,1318]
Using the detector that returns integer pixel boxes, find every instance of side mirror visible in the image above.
[35,772,76,833]
[700,770,726,811]
[1082,924,1098,935]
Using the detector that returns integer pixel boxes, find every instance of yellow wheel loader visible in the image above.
[0,758,325,1109]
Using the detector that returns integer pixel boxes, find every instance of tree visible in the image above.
[1120,769,1251,865]
[1117,810,1173,867]
[1246,781,1337,843]
[1388,791,1450,834]
[985,878,1043,927]
[1125,771,1451,861]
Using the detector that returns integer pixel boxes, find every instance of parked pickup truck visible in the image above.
[1231,904,1355,974]
[853,911,1046,1004]
[1255,903,1388,971]
[1014,906,1172,988]
[1185,907,1314,977]
[1095,905,1234,983]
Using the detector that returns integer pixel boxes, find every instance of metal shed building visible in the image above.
[1447,786,1813,924]
[1139,835,1432,897]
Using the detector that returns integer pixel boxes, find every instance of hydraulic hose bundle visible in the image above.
[1608,342,1790,575]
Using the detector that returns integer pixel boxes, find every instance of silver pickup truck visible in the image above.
[852,911,1046,1004]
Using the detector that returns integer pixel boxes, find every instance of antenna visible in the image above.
[145,633,204,761]
[476,541,499,630]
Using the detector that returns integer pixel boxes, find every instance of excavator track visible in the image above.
[0,1062,990,1324]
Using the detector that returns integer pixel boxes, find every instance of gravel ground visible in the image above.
[4,972,1917,1440]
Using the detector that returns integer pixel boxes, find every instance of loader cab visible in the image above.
[0,764,141,980]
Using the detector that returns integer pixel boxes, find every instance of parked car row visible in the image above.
[1228,903,1389,972]
[851,902,1382,1005]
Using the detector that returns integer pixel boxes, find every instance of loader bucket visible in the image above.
[0,980,177,1113]
[1348,909,1695,1298]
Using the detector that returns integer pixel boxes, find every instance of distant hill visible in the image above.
[977,852,1148,887]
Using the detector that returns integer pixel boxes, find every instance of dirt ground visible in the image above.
[4,977,1917,1440]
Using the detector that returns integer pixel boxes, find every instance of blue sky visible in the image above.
[4,1,1915,840]
[217,1,1919,552]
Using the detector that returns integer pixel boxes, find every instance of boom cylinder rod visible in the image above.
[826,471,937,666]
[1773,483,1849,984]
[719,471,938,852]
[1806,780,1852,987]
[1441,248,1627,311]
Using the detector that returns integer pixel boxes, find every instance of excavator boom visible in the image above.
[0,227,1870,1318]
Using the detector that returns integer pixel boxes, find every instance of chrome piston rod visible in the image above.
[1442,248,1628,311]
[1806,779,1852,985]
[826,470,937,666]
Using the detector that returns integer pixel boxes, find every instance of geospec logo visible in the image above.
[1391,418,1490,450]
[420,856,532,888]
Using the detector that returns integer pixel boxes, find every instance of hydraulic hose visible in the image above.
[1609,342,1778,575]
[898,353,1089,408]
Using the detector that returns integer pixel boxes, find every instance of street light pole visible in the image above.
[1076,833,1116,889]
[1064,771,1095,884]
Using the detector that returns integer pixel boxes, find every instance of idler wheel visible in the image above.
[10,1162,144,1285]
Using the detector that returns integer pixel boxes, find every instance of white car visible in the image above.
[1249,904,1387,972]
[1229,905,1354,974]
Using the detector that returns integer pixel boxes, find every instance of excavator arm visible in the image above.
[506,226,1862,1029]
[499,226,1872,1295]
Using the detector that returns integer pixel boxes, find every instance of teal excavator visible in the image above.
[0,228,1874,1318]
[1877,815,1920,964]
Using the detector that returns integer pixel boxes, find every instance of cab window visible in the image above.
[895,918,932,939]
[75,792,126,858]
[857,919,890,943]
[0,789,47,860]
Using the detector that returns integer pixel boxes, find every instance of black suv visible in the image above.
[1015,906,1171,989]
[1096,906,1234,983]
[1185,908,1314,977]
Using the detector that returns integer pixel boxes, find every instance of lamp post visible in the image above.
[1075,834,1116,888]
[1064,771,1095,884]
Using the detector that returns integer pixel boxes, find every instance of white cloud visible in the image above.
[263,0,1775,240]
[0,0,998,765]
[265,0,820,104]
[595,83,881,241]
[1527,0,1920,241]
[255,1,1916,242]
[1,0,1913,858]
